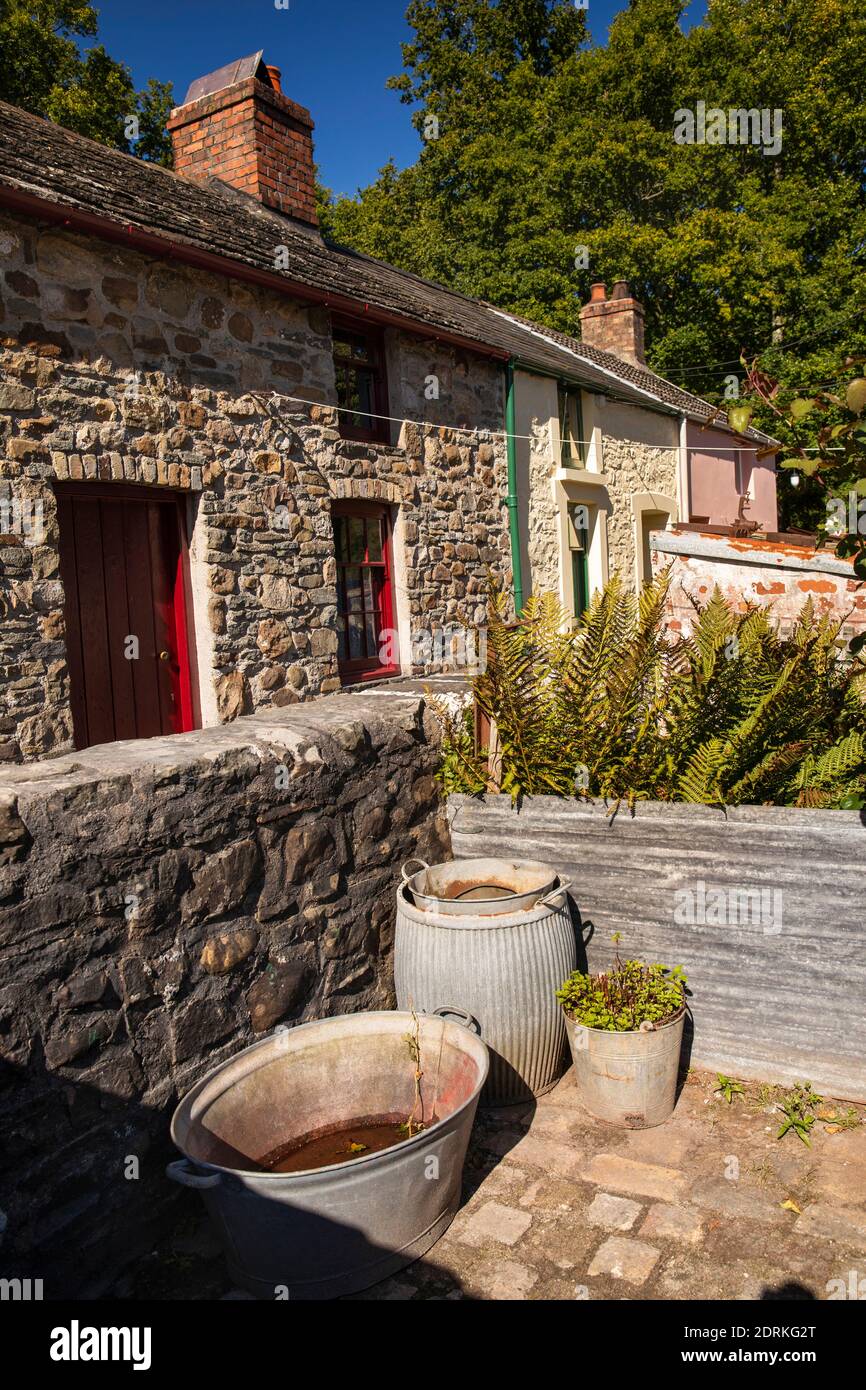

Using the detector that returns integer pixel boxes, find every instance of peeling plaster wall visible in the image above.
[651,529,866,640]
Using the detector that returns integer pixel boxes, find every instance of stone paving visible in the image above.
[128,1063,866,1302]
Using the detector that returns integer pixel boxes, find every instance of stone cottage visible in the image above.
[0,51,771,763]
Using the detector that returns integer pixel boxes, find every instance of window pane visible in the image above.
[365,611,378,657]
[333,326,385,439]
[334,332,370,362]
[347,611,364,659]
[367,518,384,562]
[336,618,347,663]
[344,565,363,612]
[348,518,365,563]
[333,516,348,561]
[363,567,374,612]
[346,369,376,430]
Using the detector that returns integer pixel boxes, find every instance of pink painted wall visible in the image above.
[687,424,778,530]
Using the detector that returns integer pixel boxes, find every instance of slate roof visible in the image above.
[0,98,772,443]
[491,309,775,443]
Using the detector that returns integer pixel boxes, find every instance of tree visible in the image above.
[0,0,174,165]
[738,358,866,650]
[322,0,866,436]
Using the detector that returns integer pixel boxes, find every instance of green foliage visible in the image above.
[0,0,173,164]
[715,1074,744,1104]
[776,1082,824,1146]
[741,359,866,632]
[427,698,487,795]
[434,572,866,808]
[321,0,866,420]
[557,958,687,1032]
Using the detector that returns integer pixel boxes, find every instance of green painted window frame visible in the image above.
[568,503,590,619]
[558,386,586,468]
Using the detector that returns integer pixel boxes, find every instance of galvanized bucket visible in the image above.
[401,856,560,916]
[395,882,576,1106]
[564,1008,686,1128]
[167,1010,488,1299]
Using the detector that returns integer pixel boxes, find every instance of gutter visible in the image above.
[505,360,525,617]
[0,184,509,364]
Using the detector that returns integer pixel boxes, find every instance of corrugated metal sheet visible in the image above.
[395,888,577,1106]
[449,793,866,1102]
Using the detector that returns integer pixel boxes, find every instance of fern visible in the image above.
[431,575,866,809]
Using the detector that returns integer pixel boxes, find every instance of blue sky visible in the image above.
[93,0,706,199]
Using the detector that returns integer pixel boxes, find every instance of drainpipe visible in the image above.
[677,414,690,523]
[505,360,525,617]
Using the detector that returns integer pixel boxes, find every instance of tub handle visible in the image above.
[401,858,430,884]
[540,877,572,908]
[432,1005,480,1034]
[166,1159,221,1190]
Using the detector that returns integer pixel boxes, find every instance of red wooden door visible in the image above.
[56,483,197,750]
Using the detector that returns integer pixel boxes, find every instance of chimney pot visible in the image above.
[265,64,282,94]
[589,282,607,303]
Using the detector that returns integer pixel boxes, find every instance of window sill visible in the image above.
[555,468,611,487]
[339,665,402,688]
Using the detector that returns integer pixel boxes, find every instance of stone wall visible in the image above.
[0,210,510,761]
[652,528,866,641]
[513,368,560,600]
[598,398,679,592]
[518,382,680,606]
[0,689,448,1296]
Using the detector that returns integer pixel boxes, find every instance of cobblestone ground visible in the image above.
[130,1067,866,1301]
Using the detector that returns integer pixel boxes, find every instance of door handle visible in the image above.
[159,651,171,662]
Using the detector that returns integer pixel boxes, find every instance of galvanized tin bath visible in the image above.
[168,1010,488,1299]
[395,884,576,1106]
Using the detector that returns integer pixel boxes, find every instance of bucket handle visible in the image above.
[539,876,572,909]
[432,1005,481,1035]
[401,857,430,884]
[166,1159,221,1190]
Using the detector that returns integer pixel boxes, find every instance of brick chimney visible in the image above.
[580,280,646,366]
[167,52,318,226]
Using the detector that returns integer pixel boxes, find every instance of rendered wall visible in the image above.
[687,422,778,530]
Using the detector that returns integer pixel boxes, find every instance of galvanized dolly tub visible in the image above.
[396,857,576,1106]
[168,1010,489,1300]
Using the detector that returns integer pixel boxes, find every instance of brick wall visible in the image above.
[166,76,319,226]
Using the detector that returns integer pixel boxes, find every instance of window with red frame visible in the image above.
[332,502,399,680]
[332,321,389,442]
